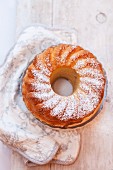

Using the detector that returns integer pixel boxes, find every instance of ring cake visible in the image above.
[22,44,106,128]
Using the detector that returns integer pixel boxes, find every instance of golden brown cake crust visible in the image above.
[22,44,106,128]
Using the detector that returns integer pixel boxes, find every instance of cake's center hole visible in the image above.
[52,78,73,96]
[50,67,80,97]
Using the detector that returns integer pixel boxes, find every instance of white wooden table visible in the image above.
[0,1,16,170]
[1,0,113,170]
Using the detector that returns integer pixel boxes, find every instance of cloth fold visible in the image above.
[0,121,59,165]
[22,127,80,166]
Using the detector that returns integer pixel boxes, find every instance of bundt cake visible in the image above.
[22,44,106,128]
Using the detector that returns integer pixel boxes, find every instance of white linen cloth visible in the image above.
[0,25,80,165]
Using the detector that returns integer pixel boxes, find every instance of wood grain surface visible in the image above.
[11,0,113,170]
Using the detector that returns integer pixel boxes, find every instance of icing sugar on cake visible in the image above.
[22,44,106,128]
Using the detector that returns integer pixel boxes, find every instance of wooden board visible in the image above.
[11,0,113,170]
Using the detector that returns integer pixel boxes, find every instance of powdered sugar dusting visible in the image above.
[79,82,101,97]
[35,59,51,76]
[70,50,88,61]
[79,83,94,94]
[76,89,99,118]
[80,77,104,88]
[60,46,75,64]
[61,95,77,120]
[76,68,103,79]
[31,82,51,92]
[44,54,52,71]
[32,90,54,100]
[31,69,49,83]
[52,98,68,117]
[43,95,61,109]
[73,58,98,70]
